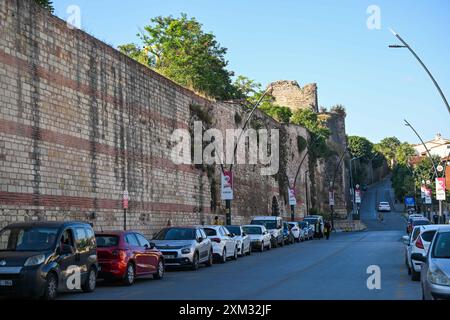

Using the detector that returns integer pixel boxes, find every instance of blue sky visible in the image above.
[53,0,450,144]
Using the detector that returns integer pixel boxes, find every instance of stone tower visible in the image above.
[268,80,318,113]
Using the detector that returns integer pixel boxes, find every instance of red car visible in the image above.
[95,231,164,285]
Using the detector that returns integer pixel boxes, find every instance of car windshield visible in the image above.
[304,218,318,225]
[432,232,450,259]
[251,220,276,230]
[95,235,119,247]
[0,227,58,251]
[243,226,262,235]
[299,222,307,228]
[153,228,196,240]
[380,202,389,205]
[413,220,430,226]
[226,226,241,235]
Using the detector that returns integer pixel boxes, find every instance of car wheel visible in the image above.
[42,272,58,300]
[267,241,272,250]
[232,246,238,260]
[221,248,227,263]
[411,267,420,281]
[205,251,213,267]
[260,243,264,252]
[123,263,135,286]
[82,267,97,293]
[191,252,200,270]
[153,259,164,280]
[279,238,284,247]
[247,245,251,255]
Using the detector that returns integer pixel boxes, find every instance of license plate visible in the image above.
[165,255,175,259]
[0,280,13,286]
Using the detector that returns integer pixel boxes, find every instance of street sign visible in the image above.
[424,188,432,204]
[355,190,361,204]
[420,185,426,199]
[123,190,129,209]
[288,187,297,206]
[437,165,444,172]
[405,196,415,207]
[221,171,234,200]
[329,191,335,206]
[436,178,446,201]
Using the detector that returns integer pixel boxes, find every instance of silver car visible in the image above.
[242,225,271,252]
[152,227,213,270]
[413,225,450,300]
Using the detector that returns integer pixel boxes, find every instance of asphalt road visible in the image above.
[61,178,420,300]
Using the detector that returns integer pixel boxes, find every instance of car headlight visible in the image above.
[181,247,191,254]
[428,268,450,286]
[24,254,46,267]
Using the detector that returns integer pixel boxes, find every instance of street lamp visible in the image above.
[404,119,443,220]
[329,147,349,230]
[349,155,363,217]
[389,29,450,116]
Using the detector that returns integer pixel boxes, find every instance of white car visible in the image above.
[288,222,306,242]
[378,202,391,212]
[403,225,441,281]
[242,225,272,252]
[225,225,251,257]
[202,225,238,263]
[250,216,284,247]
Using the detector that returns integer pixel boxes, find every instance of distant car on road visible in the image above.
[288,222,305,242]
[413,225,450,300]
[0,221,98,300]
[403,225,440,281]
[225,225,251,257]
[303,216,324,238]
[282,222,295,245]
[242,225,271,252]
[299,221,314,240]
[202,225,238,263]
[152,227,213,270]
[250,216,284,248]
[407,217,431,234]
[378,202,391,212]
[96,231,164,285]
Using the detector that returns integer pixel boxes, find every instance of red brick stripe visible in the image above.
[0,191,210,214]
[0,50,192,130]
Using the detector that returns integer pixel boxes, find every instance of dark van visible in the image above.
[0,221,98,300]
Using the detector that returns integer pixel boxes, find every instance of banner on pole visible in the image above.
[221,171,234,200]
[288,188,297,206]
[436,178,446,201]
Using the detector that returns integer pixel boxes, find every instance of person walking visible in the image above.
[213,216,222,226]
[324,221,332,240]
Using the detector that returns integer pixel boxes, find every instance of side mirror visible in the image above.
[228,233,235,238]
[411,253,426,263]
[402,236,410,245]
[198,237,203,243]
[149,242,156,249]
[242,232,246,237]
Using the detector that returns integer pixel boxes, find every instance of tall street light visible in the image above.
[329,147,349,230]
[404,119,443,220]
[389,29,450,116]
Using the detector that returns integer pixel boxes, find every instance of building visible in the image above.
[413,133,450,158]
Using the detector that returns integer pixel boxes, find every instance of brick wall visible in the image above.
[0,0,314,236]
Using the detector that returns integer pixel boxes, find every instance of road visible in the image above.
[61,178,420,300]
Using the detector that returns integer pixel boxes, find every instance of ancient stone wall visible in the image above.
[269,80,318,112]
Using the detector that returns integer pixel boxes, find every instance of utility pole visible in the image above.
[305,170,310,217]
[330,148,349,230]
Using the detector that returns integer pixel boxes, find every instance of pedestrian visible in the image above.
[324,221,331,240]
[167,219,172,227]
[315,220,322,239]
[213,216,221,225]
[433,213,439,225]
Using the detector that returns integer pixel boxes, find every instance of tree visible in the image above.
[395,142,416,166]
[259,104,292,123]
[34,0,54,12]
[120,14,237,100]
[375,137,401,168]
[347,136,373,159]
[118,44,153,66]
[232,76,261,100]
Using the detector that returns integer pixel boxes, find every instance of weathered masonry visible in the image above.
[0,0,348,237]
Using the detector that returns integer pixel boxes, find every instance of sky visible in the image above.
[53,0,450,145]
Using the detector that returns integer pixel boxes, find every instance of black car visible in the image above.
[0,221,98,300]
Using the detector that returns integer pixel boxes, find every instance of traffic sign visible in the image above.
[437,165,444,172]
[355,190,361,204]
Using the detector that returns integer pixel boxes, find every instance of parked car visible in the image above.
[95,231,164,285]
[0,221,98,300]
[242,225,271,252]
[408,213,425,220]
[225,225,251,257]
[402,225,440,281]
[303,216,324,238]
[283,222,295,245]
[412,225,450,300]
[299,221,314,240]
[250,216,284,247]
[407,217,431,234]
[288,222,306,242]
[151,227,213,270]
[202,226,238,263]
[378,202,391,212]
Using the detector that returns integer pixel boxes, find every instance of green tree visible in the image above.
[347,136,373,159]
[120,14,237,99]
[259,104,292,123]
[118,43,153,66]
[395,142,416,166]
[232,76,261,100]
[34,0,54,12]
[375,137,401,168]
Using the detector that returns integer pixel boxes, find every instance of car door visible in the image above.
[135,233,157,274]
[124,233,145,275]
[73,227,90,279]
[200,229,210,261]
[196,229,208,261]
[57,228,77,291]
[222,227,234,256]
